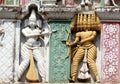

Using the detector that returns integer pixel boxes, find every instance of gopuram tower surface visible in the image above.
[0,0,120,83]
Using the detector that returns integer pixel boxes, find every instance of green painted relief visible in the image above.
[6,0,13,5]
[49,21,71,83]
[100,0,105,6]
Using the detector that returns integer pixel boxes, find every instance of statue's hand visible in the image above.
[66,41,70,46]
[66,40,72,46]
[0,29,4,34]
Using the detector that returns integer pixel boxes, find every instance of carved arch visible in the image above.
[22,1,41,12]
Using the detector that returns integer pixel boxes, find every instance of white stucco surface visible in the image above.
[0,21,15,82]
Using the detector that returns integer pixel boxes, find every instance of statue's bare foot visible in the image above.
[69,78,75,83]
[96,80,100,83]
[95,76,100,83]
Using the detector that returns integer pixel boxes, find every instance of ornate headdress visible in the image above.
[28,10,37,25]
[70,12,101,32]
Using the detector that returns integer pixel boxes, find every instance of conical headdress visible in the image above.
[28,10,37,25]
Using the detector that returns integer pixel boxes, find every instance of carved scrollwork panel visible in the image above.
[49,21,70,83]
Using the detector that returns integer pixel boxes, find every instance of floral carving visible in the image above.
[49,21,70,82]
[102,23,120,82]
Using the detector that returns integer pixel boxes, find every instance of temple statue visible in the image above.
[15,9,51,82]
[66,12,101,82]
[81,0,92,6]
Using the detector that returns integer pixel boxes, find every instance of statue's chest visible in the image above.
[28,29,40,34]
[81,31,92,38]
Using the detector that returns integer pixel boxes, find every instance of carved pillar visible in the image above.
[14,20,21,82]
[49,20,70,83]
[62,0,65,5]
[101,22,120,83]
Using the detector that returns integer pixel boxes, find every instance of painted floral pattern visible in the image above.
[102,23,120,82]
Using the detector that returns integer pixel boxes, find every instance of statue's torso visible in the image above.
[24,27,41,47]
[77,31,96,45]
[80,31,93,40]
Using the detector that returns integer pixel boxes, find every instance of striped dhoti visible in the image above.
[71,44,99,82]
[17,44,46,82]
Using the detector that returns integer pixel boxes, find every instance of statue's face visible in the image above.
[28,9,37,28]
[29,20,36,28]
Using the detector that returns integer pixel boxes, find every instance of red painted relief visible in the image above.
[22,0,28,7]
[0,0,4,4]
[101,23,120,83]
[65,0,74,7]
